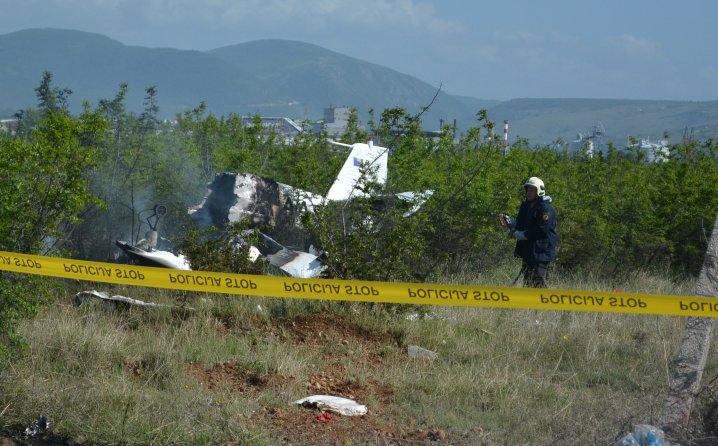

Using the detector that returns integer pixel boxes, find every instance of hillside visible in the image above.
[492,98,718,146]
[0,29,473,127]
[208,39,476,129]
[1,28,718,145]
[0,28,287,117]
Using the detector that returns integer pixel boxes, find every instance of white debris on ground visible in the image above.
[292,395,368,416]
[74,290,175,311]
[407,345,438,359]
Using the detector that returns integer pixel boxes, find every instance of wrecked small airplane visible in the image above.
[116,138,431,279]
[188,138,389,229]
[188,137,431,230]
[113,203,324,278]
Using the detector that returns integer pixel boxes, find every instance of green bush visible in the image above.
[0,74,106,357]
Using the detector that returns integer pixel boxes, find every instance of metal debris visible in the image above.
[74,290,173,311]
[24,415,50,437]
[292,395,367,416]
[407,345,438,359]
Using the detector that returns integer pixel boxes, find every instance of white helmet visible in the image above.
[524,177,545,196]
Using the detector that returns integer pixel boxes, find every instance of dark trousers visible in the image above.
[522,261,549,288]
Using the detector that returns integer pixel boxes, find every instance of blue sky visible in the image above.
[1,0,716,101]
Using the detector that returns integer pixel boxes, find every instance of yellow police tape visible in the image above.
[0,250,716,318]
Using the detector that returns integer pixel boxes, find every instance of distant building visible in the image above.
[561,124,671,162]
[0,119,18,136]
[313,106,355,136]
[311,106,448,141]
[568,135,595,158]
[566,124,607,158]
[241,116,304,142]
[626,137,670,162]
[388,127,445,141]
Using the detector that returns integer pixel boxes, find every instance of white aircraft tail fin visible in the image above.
[326,138,388,201]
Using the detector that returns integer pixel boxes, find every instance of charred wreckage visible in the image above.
[115,139,432,279]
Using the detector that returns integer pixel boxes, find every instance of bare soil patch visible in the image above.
[188,312,486,445]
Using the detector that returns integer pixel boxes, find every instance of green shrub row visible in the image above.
[2,74,717,356]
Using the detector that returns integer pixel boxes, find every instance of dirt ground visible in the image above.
[189,312,489,445]
[5,311,718,445]
[0,313,488,446]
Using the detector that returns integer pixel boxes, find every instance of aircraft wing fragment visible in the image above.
[115,240,191,270]
[256,232,325,278]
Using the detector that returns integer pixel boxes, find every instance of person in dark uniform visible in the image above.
[499,177,557,288]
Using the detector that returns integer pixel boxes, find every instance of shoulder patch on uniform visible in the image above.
[542,213,550,221]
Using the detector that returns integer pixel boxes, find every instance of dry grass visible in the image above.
[0,268,715,445]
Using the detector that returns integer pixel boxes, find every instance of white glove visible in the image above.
[513,230,527,241]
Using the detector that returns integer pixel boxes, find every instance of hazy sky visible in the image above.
[1,0,716,101]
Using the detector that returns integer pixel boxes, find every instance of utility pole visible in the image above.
[660,214,718,444]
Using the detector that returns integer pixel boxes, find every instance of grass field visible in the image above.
[1,263,716,445]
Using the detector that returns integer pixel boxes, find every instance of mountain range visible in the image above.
[2,28,717,146]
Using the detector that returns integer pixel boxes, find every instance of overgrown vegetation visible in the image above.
[0,272,708,445]
[0,72,106,357]
[1,73,718,444]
